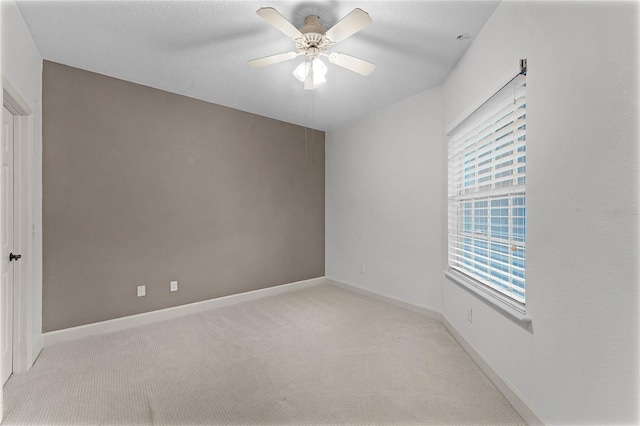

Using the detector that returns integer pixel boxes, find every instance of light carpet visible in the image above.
[3,284,525,425]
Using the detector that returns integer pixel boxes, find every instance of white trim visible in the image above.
[2,75,36,374]
[1,82,4,426]
[2,76,33,115]
[32,334,43,365]
[326,278,442,322]
[444,269,531,323]
[445,63,522,135]
[442,315,547,425]
[43,277,326,347]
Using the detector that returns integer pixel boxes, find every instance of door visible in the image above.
[1,106,15,385]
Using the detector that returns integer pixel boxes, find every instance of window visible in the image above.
[448,70,527,306]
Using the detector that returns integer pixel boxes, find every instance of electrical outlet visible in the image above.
[170,281,178,292]
[137,285,146,297]
[360,265,365,274]
[467,307,473,323]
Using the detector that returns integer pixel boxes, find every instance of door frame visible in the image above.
[2,75,35,376]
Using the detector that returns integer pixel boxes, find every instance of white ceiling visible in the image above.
[17,0,499,131]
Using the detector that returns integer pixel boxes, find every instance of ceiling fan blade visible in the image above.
[327,52,376,76]
[256,7,303,41]
[248,52,300,68]
[324,8,372,44]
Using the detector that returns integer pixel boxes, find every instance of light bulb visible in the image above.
[293,61,307,82]
[312,58,327,85]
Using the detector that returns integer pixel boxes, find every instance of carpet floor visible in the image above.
[3,284,525,425]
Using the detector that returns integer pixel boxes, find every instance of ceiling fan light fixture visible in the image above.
[293,58,327,86]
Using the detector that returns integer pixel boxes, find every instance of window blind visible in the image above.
[448,71,527,304]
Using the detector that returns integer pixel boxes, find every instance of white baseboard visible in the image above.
[326,278,442,322]
[43,277,326,347]
[441,315,547,425]
[32,334,44,365]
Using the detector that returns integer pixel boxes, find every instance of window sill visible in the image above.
[443,269,532,324]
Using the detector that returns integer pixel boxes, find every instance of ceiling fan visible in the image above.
[248,7,376,90]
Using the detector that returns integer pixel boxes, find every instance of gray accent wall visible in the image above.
[42,61,324,332]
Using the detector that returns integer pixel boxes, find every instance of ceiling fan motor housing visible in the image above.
[301,15,325,34]
[296,15,333,53]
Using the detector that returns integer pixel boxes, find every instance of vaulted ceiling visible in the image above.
[17,1,499,131]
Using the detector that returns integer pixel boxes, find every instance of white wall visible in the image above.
[325,86,443,312]
[1,0,43,353]
[441,1,639,424]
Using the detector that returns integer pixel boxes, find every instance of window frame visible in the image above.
[446,62,528,319]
